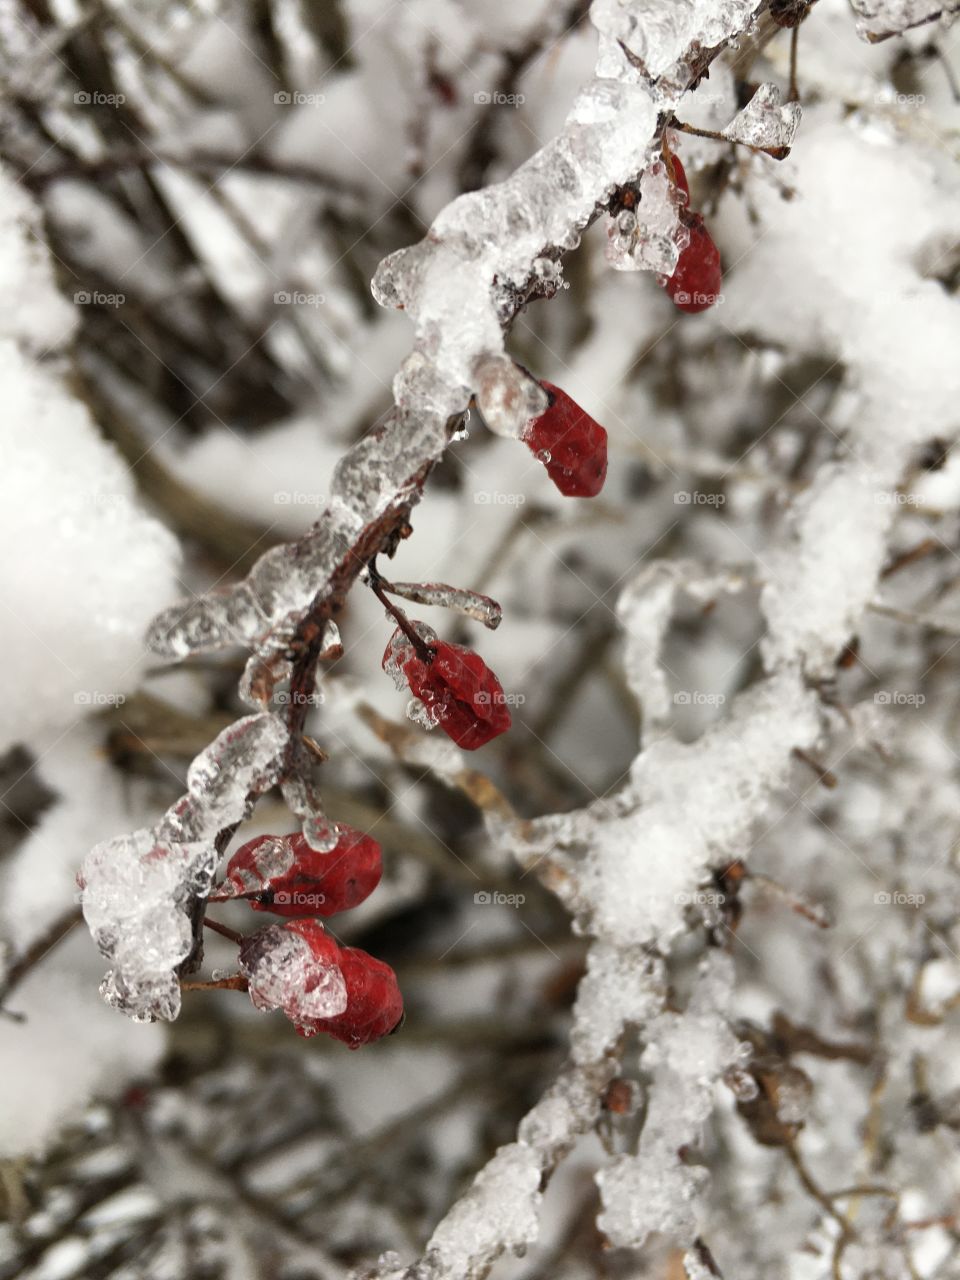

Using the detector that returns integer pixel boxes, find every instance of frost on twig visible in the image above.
[849,0,959,42]
[596,953,746,1249]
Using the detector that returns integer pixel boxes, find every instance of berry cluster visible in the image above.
[662,154,723,315]
[203,825,402,1049]
[239,918,402,1049]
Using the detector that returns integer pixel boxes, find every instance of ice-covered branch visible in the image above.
[70,0,960,1272]
[81,0,770,1023]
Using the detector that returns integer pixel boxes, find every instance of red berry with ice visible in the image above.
[382,623,512,750]
[220,826,382,917]
[664,216,722,314]
[300,942,403,1048]
[239,919,402,1048]
[523,380,608,498]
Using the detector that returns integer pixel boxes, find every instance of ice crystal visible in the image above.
[721,82,801,153]
[606,161,688,275]
[238,924,347,1024]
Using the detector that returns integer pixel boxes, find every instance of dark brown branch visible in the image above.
[0,907,83,1014]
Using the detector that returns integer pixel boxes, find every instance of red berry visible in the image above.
[523,381,608,498]
[239,920,403,1049]
[297,943,404,1049]
[382,628,512,750]
[664,216,722,314]
[222,827,382,917]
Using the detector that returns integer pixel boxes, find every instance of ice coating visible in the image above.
[570,943,666,1064]
[617,561,743,729]
[424,1143,543,1275]
[81,714,288,1021]
[220,835,295,897]
[239,924,348,1023]
[75,0,829,1265]
[146,511,355,662]
[606,161,689,275]
[279,774,341,854]
[382,620,438,691]
[381,581,503,630]
[473,355,548,440]
[596,954,742,1249]
[80,830,212,1023]
[721,82,801,153]
[849,0,957,41]
[158,713,288,845]
[591,0,758,86]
